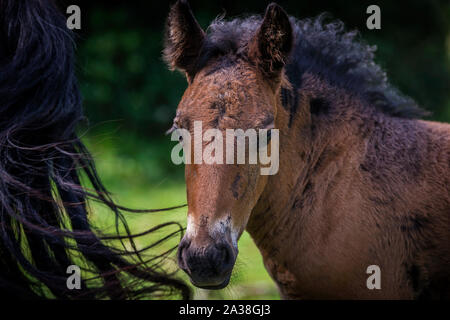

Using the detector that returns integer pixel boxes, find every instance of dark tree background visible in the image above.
[63,0,449,138]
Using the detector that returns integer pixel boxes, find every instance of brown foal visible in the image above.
[164,1,449,299]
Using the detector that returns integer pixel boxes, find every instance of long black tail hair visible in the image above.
[0,0,190,299]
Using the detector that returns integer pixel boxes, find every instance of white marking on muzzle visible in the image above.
[185,214,197,238]
[186,214,239,250]
[208,216,239,250]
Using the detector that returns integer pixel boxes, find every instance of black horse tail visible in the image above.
[0,0,190,299]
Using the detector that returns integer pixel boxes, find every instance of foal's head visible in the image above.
[164,1,292,289]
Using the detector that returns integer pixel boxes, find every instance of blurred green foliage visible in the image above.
[71,0,449,299]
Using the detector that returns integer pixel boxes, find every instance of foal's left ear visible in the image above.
[249,3,293,86]
[163,0,205,81]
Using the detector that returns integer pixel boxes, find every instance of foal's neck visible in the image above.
[246,74,374,256]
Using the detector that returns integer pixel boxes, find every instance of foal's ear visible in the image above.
[163,0,205,81]
[249,3,293,86]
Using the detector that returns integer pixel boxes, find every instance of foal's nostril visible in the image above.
[180,241,236,288]
[215,243,234,273]
[177,239,190,272]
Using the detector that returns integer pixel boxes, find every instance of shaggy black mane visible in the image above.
[0,0,190,299]
[195,14,427,119]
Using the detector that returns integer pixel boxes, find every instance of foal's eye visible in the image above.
[166,124,185,144]
[165,125,179,136]
[257,129,272,149]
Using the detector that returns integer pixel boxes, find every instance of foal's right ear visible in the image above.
[163,0,205,82]
[249,3,293,87]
